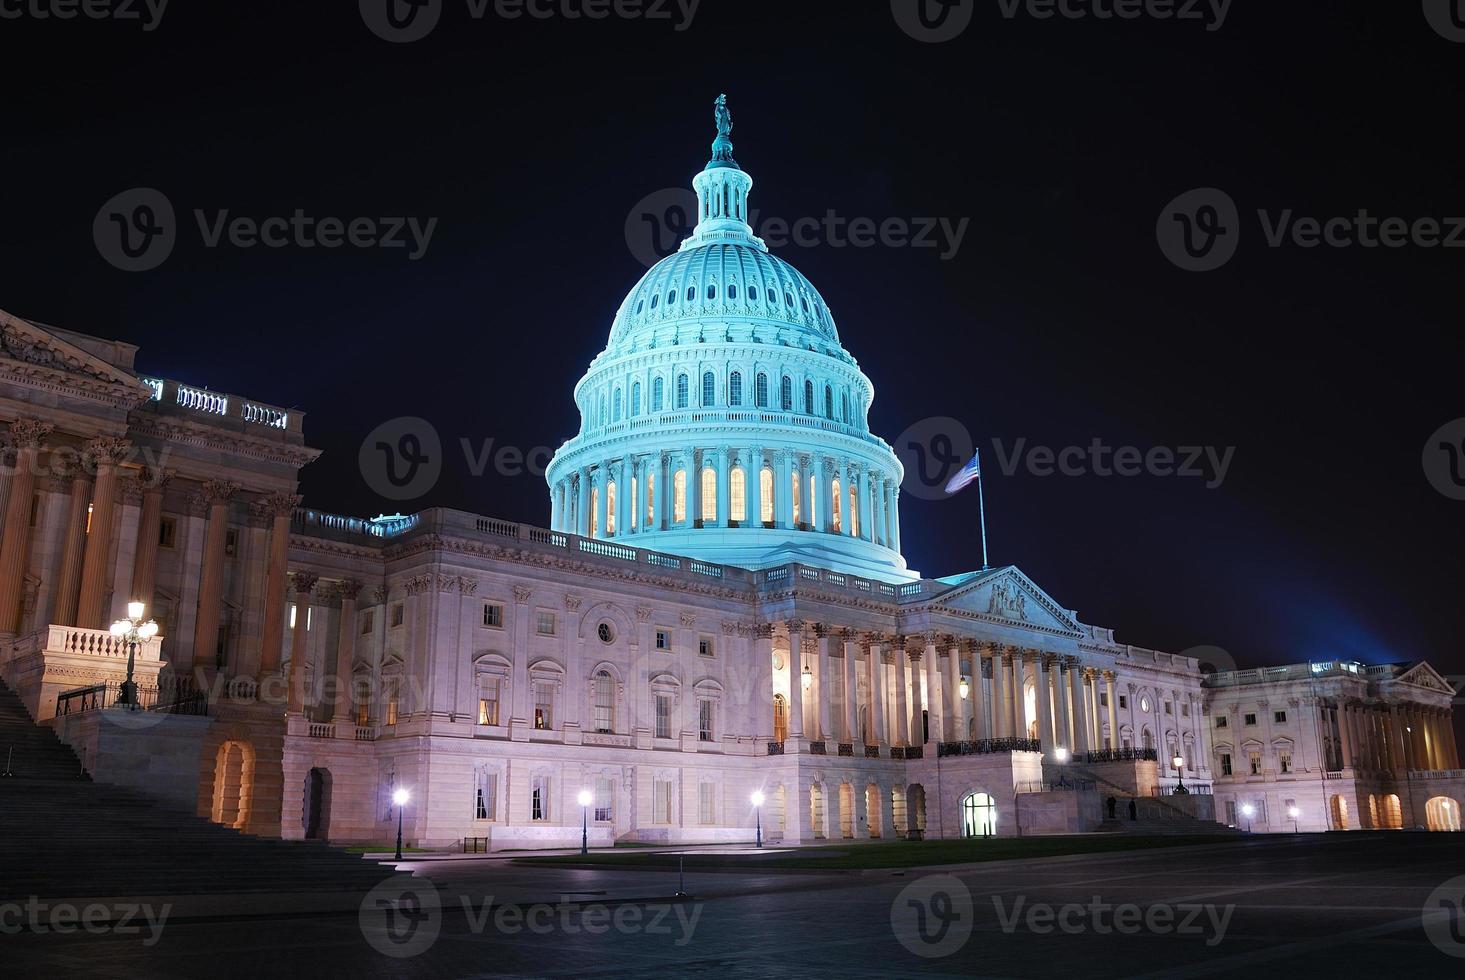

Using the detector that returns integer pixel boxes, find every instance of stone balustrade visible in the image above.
[139,376,303,435]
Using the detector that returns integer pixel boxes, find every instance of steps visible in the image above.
[0,677,391,901]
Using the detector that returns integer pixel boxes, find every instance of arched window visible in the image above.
[606,481,616,536]
[728,283,737,300]
[630,382,641,417]
[612,389,622,423]
[673,470,687,523]
[791,471,801,525]
[589,487,599,538]
[635,299,644,315]
[729,371,743,406]
[962,793,997,838]
[803,380,814,414]
[668,289,677,305]
[707,284,717,300]
[702,371,715,406]
[831,478,842,533]
[780,376,793,411]
[593,670,614,734]
[676,374,689,409]
[598,395,606,426]
[651,293,659,310]
[700,466,717,522]
[773,694,788,742]
[756,373,769,407]
[730,467,746,522]
[686,286,696,303]
[848,484,859,537]
[841,391,849,423]
[785,292,794,307]
[749,285,759,302]
[824,385,833,419]
[759,467,774,523]
[801,296,810,313]
[652,377,664,412]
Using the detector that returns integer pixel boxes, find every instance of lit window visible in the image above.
[730,468,746,522]
[593,670,615,734]
[791,471,801,524]
[595,776,614,822]
[475,768,496,820]
[477,677,500,726]
[631,476,638,530]
[848,485,859,537]
[673,470,687,523]
[760,467,774,523]
[533,682,554,730]
[807,474,817,528]
[831,478,842,533]
[700,466,716,522]
[531,777,548,821]
[645,476,654,527]
[606,480,616,536]
[773,694,788,742]
[589,487,599,538]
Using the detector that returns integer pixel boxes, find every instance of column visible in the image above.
[75,436,131,629]
[945,638,962,741]
[1336,702,1354,769]
[1008,647,1023,739]
[0,421,52,634]
[842,631,859,743]
[923,633,942,744]
[1035,654,1053,756]
[716,448,731,526]
[815,624,834,741]
[1069,661,1089,753]
[812,458,828,532]
[618,456,633,534]
[868,635,887,745]
[989,644,1007,741]
[192,481,240,670]
[870,476,885,546]
[256,492,300,682]
[1053,661,1071,750]
[331,580,361,724]
[787,621,806,740]
[129,471,169,606]
[748,448,763,527]
[893,638,910,747]
[775,451,792,528]
[51,465,92,626]
[888,486,902,554]
[575,470,590,535]
[287,572,317,714]
[967,642,986,740]
[1088,671,1103,748]
[1105,673,1120,752]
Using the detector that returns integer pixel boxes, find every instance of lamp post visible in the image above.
[392,787,409,860]
[800,662,813,696]
[109,601,158,710]
[1241,802,1255,833]
[1173,754,1188,795]
[751,790,764,848]
[578,789,593,855]
[1054,746,1070,790]
[1287,805,1300,834]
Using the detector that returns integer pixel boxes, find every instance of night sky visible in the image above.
[4,3,1462,707]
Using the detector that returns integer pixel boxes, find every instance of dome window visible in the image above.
[686,286,696,303]
[780,376,793,412]
[785,292,794,307]
[702,371,715,406]
[707,284,717,300]
[651,294,659,310]
[631,382,642,417]
[727,283,737,300]
[755,373,769,407]
[729,371,743,407]
[676,374,689,409]
[801,297,810,314]
[748,285,758,302]
[613,389,623,423]
[652,377,665,412]
[803,380,814,414]
[636,299,644,315]
[668,289,678,305]
[824,384,833,419]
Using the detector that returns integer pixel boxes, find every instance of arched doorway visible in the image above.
[773,694,788,742]
[908,784,927,837]
[810,783,826,839]
[303,768,332,840]
[891,786,908,836]
[865,785,883,838]
[1380,794,1403,830]
[1329,794,1350,830]
[1425,797,1460,831]
[839,783,855,839]
[1367,794,1379,829]
[211,741,254,830]
[962,792,997,838]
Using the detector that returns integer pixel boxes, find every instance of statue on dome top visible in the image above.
[714,93,733,137]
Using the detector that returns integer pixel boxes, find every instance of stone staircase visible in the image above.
[0,677,392,900]
[1047,757,1235,835]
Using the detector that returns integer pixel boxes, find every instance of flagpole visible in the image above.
[976,448,989,570]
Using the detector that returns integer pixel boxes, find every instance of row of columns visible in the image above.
[552,449,901,552]
[1335,700,1458,774]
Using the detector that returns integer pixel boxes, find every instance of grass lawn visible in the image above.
[518,834,1240,871]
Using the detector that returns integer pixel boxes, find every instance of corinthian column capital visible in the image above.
[8,418,54,450]
[83,435,132,466]
[260,491,302,519]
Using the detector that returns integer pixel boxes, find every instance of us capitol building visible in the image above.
[0,100,1459,848]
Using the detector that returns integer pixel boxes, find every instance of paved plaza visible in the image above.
[6,833,1465,978]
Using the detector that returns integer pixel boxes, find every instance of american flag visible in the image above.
[944,449,981,495]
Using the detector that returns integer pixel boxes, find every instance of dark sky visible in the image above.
[4,2,1463,698]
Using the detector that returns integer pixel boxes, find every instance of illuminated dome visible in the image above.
[545,96,912,581]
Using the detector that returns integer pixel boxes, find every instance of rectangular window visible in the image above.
[698,635,714,658]
[1215,715,1228,728]
[356,701,370,726]
[1100,692,1109,708]
[533,682,554,730]
[224,527,239,558]
[654,779,675,824]
[475,771,496,820]
[698,700,714,742]
[1118,695,1128,709]
[655,695,672,739]
[158,516,177,549]
[536,611,556,636]
[483,603,504,628]
[1248,752,1261,775]
[655,629,671,651]
[1164,701,1173,715]
[1273,710,1287,724]
[360,610,374,635]
[477,677,500,726]
[385,696,399,727]
[1280,752,1292,774]
[1244,713,1257,726]
[698,783,716,825]
[1225,800,1237,825]
[594,777,614,823]
[1220,752,1232,776]
[531,778,548,821]
[390,603,404,628]
[1181,702,1191,717]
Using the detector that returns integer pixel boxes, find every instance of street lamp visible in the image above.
[1240,802,1255,833]
[1054,746,1070,789]
[392,787,409,860]
[751,790,765,848]
[1287,805,1300,834]
[109,601,158,710]
[578,789,593,855]
[958,675,970,701]
[800,662,813,694]
[1172,754,1188,795]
